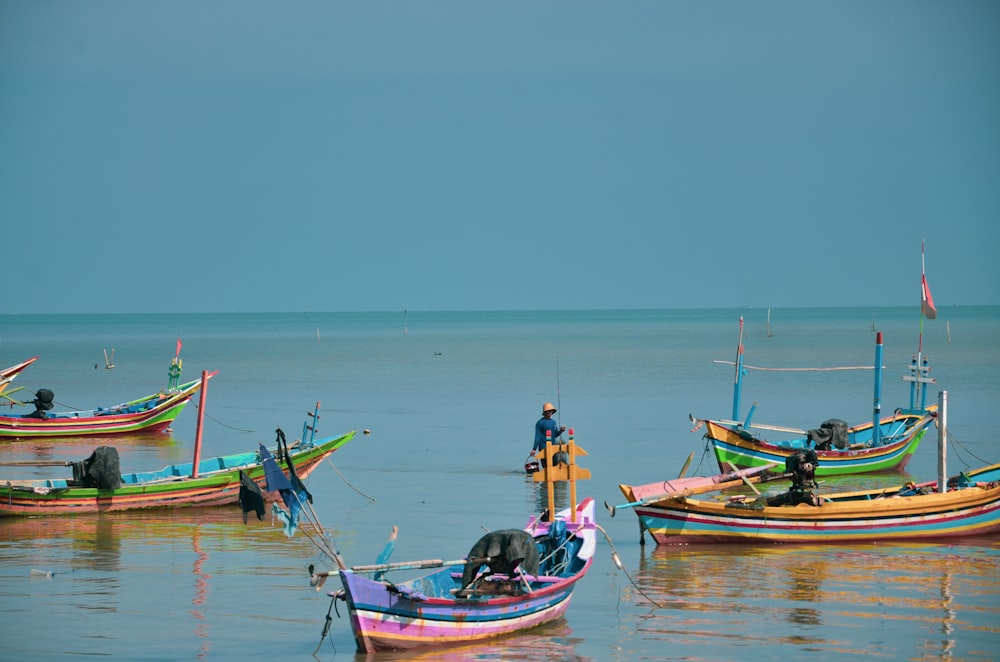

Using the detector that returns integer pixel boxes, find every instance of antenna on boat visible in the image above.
[732,317,745,421]
[872,333,883,446]
[904,242,937,412]
[556,358,562,430]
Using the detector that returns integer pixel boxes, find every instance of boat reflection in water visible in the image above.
[0,508,322,660]
[329,620,590,662]
[625,539,1000,659]
[0,432,186,482]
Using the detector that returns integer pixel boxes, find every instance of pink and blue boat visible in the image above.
[313,436,596,653]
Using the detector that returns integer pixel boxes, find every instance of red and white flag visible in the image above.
[921,274,937,319]
[920,241,937,320]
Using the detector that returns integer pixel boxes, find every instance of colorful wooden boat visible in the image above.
[697,324,937,476]
[0,356,38,400]
[0,377,207,439]
[622,392,1000,545]
[0,392,357,516]
[698,408,937,477]
[312,434,595,653]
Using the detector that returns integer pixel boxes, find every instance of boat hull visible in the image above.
[0,378,207,439]
[705,411,935,476]
[634,464,1000,544]
[342,569,582,652]
[0,430,356,516]
[340,498,596,653]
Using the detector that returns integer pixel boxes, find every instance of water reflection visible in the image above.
[191,527,211,660]
[525,473,570,517]
[624,539,1000,657]
[338,621,589,662]
[0,508,323,658]
[0,433,185,481]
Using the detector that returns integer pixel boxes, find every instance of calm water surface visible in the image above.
[1,308,998,660]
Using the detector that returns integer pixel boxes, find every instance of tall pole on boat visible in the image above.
[732,317,745,421]
[916,240,937,410]
[191,370,209,478]
[937,390,947,494]
[872,332,883,447]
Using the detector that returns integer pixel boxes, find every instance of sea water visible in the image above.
[0,307,998,660]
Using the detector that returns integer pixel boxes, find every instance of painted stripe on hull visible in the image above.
[349,595,573,651]
[0,380,205,438]
[0,431,355,516]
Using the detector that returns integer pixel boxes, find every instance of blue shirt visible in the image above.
[534,416,562,451]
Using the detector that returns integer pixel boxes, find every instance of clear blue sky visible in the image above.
[2,2,997,314]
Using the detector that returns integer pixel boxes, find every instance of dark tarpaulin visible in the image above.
[807,418,849,450]
[72,446,122,490]
[239,470,266,523]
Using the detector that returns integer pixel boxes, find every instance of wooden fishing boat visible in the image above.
[0,377,208,439]
[623,392,1000,545]
[0,356,38,399]
[696,325,937,476]
[312,432,595,653]
[698,408,937,477]
[0,386,357,516]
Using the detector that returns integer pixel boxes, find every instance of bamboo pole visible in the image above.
[190,370,208,478]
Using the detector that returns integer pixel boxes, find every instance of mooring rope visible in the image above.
[194,403,255,433]
[594,522,664,609]
[713,360,874,372]
[946,430,994,470]
[324,456,377,502]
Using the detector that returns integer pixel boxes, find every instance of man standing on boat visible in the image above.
[531,402,565,460]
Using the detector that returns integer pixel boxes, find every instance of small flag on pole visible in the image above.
[920,241,937,320]
[921,274,937,320]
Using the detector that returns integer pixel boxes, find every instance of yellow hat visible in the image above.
[542,402,557,414]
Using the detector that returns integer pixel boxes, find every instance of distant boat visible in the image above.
[0,353,209,439]
[104,348,115,369]
[0,377,209,439]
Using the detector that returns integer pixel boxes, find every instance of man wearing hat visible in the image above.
[531,402,566,459]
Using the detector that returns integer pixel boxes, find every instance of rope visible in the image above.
[312,591,341,659]
[195,403,254,433]
[946,430,994,470]
[594,523,664,609]
[324,456,377,502]
[713,360,874,372]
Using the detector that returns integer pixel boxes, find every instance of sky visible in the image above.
[1,2,998,314]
